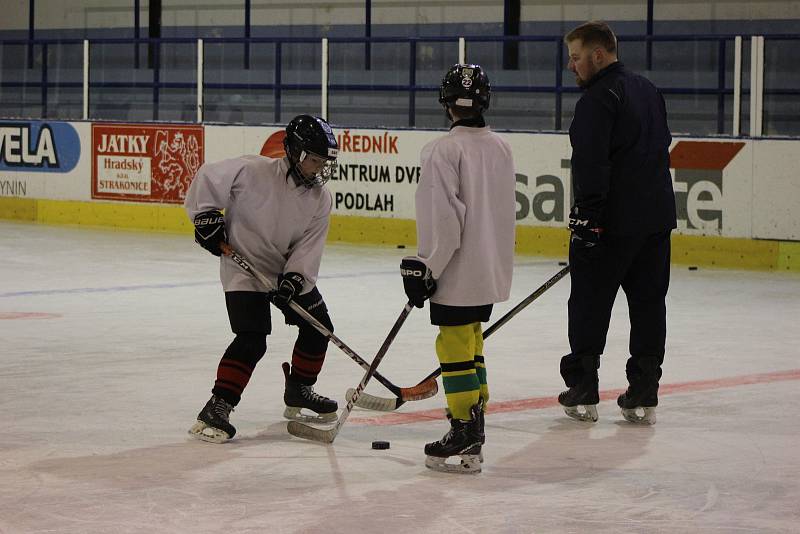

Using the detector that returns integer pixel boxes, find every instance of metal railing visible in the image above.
[1,34,798,136]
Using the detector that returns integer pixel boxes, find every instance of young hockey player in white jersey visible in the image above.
[185,115,340,443]
[400,64,516,473]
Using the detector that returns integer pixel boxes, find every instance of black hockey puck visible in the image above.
[688,266,698,271]
[371,440,390,450]
[558,261,567,266]
[397,245,406,249]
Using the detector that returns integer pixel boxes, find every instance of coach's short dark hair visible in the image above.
[565,21,617,54]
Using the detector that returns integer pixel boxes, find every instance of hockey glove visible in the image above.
[400,257,437,308]
[273,272,304,307]
[193,210,227,256]
[568,206,603,246]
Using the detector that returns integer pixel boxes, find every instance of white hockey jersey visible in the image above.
[185,155,332,294]
[414,125,516,307]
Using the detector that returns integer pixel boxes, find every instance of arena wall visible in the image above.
[1,119,798,271]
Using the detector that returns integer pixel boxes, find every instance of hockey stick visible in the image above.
[219,244,438,402]
[349,263,571,411]
[287,302,414,443]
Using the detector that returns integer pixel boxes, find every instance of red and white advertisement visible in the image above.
[91,123,204,203]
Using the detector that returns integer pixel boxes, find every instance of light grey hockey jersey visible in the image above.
[185,155,332,294]
[414,125,516,307]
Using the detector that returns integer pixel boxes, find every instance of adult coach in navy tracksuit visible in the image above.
[557,21,677,425]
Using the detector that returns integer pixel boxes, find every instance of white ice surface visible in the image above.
[1,221,799,533]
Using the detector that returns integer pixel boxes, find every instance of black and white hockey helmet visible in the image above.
[283,115,339,188]
[438,63,491,114]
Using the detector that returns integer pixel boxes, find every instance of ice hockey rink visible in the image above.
[1,220,799,534]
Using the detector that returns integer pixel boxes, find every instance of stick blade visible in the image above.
[348,388,402,412]
[286,420,337,444]
[348,377,438,412]
[400,377,438,401]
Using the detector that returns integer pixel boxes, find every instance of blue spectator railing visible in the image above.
[1,33,798,136]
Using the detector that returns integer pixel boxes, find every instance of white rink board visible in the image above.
[672,140,754,239]
[1,119,799,240]
[752,138,800,240]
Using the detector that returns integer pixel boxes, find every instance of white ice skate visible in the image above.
[617,388,657,425]
[620,406,656,425]
[188,395,236,443]
[425,453,482,474]
[188,421,232,444]
[558,382,599,423]
[563,404,599,423]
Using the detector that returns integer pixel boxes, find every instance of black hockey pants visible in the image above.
[560,230,671,391]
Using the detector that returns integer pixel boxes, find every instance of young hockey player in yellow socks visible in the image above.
[400,64,516,473]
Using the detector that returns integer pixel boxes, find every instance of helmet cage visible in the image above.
[283,115,338,188]
[294,148,336,188]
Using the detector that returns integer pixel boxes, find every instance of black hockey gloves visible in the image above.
[400,257,437,308]
[568,206,603,246]
[193,210,227,256]
[273,272,304,307]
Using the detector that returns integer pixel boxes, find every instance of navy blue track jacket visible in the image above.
[569,62,677,236]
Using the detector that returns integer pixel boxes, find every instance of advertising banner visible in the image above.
[91,123,204,204]
[0,120,89,200]
[5,121,796,242]
[324,128,427,219]
[233,126,429,219]
[229,125,791,239]
[669,140,751,238]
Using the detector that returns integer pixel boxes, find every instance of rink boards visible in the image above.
[0,120,798,271]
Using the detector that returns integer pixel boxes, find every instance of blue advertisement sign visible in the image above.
[0,121,81,173]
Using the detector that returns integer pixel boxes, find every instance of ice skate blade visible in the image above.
[425,454,482,474]
[563,404,598,423]
[620,406,656,425]
[283,406,338,424]
[188,421,231,444]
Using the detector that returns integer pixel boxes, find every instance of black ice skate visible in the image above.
[617,384,658,425]
[424,404,483,474]
[558,377,599,423]
[282,362,338,423]
[188,394,236,443]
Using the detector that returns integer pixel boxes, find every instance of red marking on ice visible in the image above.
[350,368,800,426]
[0,312,62,320]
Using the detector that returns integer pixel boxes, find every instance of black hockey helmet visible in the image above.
[283,115,339,188]
[438,63,491,114]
